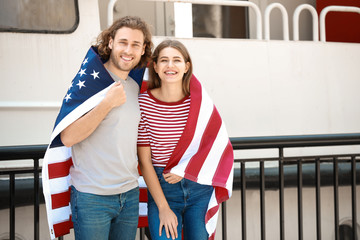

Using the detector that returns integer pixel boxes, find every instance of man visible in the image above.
[42,16,153,240]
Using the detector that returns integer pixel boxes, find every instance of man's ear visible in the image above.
[108,37,113,50]
[141,44,146,56]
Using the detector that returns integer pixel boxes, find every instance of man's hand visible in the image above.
[104,81,127,108]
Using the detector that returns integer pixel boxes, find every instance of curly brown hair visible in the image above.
[94,16,153,69]
[148,39,193,96]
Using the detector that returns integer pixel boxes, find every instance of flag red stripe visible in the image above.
[184,106,222,180]
[138,216,148,228]
[140,81,148,93]
[212,141,234,188]
[215,186,230,204]
[53,218,73,238]
[48,158,73,179]
[51,188,71,209]
[205,205,219,223]
[139,188,148,202]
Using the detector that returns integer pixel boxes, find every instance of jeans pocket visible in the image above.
[154,167,165,182]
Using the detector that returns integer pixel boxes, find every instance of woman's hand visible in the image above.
[159,206,178,239]
[163,173,183,184]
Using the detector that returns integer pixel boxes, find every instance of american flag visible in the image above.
[42,46,145,239]
[164,75,234,240]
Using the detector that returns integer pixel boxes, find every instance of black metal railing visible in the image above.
[0,145,46,240]
[0,133,360,240]
[229,133,360,240]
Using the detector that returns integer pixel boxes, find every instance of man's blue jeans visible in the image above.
[148,167,213,240]
[70,185,139,240]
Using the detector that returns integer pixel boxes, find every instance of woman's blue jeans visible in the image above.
[70,185,139,240]
[148,167,213,240]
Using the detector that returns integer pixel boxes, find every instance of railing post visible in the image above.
[297,159,303,240]
[34,158,40,240]
[319,6,360,42]
[241,162,247,240]
[140,228,145,240]
[10,173,15,240]
[107,0,118,27]
[222,201,227,240]
[264,3,289,41]
[260,161,266,240]
[333,157,339,240]
[279,148,285,240]
[351,156,357,240]
[315,158,322,240]
[293,4,319,41]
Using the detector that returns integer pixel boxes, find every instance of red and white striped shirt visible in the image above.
[137,90,191,167]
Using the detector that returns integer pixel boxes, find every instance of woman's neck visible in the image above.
[151,82,185,103]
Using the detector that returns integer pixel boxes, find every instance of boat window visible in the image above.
[0,0,79,33]
[192,4,248,39]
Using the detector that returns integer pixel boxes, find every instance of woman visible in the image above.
[137,39,234,240]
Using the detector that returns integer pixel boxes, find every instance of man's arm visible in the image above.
[61,81,126,147]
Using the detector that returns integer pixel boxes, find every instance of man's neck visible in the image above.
[104,61,129,80]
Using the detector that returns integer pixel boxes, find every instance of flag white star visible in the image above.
[90,70,100,80]
[68,81,73,90]
[78,68,86,77]
[64,93,72,102]
[77,80,86,89]
[82,58,88,66]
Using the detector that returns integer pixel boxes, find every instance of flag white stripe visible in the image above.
[139,202,148,216]
[206,208,219,236]
[197,123,228,185]
[138,176,146,188]
[48,176,71,195]
[50,206,71,224]
[45,147,71,164]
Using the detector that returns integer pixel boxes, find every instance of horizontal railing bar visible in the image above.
[234,154,359,163]
[232,160,360,190]
[0,169,42,175]
[231,133,360,149]
[0,145,47,160]
[1,134,359,160]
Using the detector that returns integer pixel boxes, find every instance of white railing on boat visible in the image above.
[293,4,319,41]
[107,0,360,42]
[264,3,289,41]
[319,5,360,42]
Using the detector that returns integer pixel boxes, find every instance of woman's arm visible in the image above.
[61,82,126,147]
[137,146,178,240]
